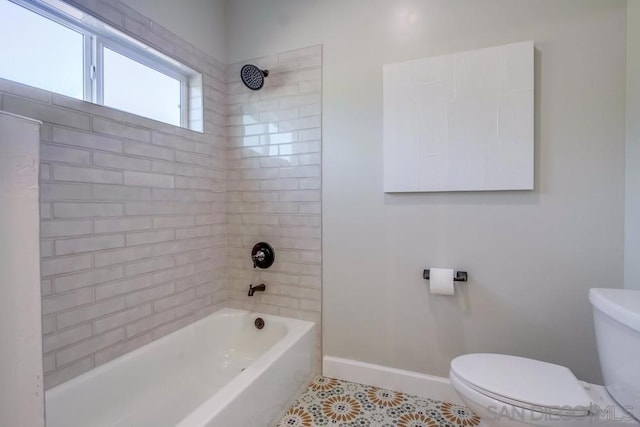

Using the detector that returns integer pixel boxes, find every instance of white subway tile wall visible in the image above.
[0,0,228,389]
[225,46,322,361]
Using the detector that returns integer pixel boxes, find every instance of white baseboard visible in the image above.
[322,356,464,405]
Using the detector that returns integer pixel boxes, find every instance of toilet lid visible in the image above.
[450,354,592,416]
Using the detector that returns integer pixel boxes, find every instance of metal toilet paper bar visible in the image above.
[423,269,468,282]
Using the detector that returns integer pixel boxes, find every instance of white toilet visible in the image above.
[449,288,640,426]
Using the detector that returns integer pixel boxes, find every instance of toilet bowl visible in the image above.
[450,354,636,427]
[450,288,640,426]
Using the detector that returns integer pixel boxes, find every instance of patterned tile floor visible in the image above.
[276,376,481,427]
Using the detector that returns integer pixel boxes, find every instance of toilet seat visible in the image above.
[450,354,592,417]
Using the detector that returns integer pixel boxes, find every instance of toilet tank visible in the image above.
[589,288,640,421]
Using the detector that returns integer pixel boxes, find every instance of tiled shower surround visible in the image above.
[0,0,321,388]
[226,47,322,349]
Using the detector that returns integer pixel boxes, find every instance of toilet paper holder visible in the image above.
[423,269,468,282]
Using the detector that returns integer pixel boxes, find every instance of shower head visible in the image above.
[240,64,269,90]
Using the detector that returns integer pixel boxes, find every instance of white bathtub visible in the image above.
[45,308,316,427]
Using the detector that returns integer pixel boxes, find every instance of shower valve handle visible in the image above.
[252,250,266,268]
[251,242,275,269]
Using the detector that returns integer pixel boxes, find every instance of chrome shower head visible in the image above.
[240,64,269,90]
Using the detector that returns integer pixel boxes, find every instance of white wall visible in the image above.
[227,0,627,383]
[0,111,44,427]
[117,0,226,63]
[626,0,640,290]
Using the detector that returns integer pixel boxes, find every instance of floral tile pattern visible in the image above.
[277,376,481,427]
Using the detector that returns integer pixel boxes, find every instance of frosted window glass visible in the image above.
[103,47,181,126]
[0,0,84,99]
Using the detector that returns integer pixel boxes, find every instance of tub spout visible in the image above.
[248,283,266,296]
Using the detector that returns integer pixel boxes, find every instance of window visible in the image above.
[103,48,182,126]
[0,0,202,130]
[0,0,83,98]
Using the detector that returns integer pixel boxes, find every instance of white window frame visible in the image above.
[6,0,201,130]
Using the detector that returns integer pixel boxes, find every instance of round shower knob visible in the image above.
[251,242,275,269]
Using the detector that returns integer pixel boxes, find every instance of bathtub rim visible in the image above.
[175,310,316,426]
[45,307,315,419]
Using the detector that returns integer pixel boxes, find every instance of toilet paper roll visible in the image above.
[429,268,455,295]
